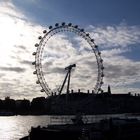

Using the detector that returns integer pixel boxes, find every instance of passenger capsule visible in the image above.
[33,71,37,74]
[55,23,59,27]
[101,66,104,70]
[98,88,102,91]
[62,22,65,26]
[36,80,40,84]
[95,45,98,48]
[74,25,78,28]
[32,61,36,65]
[32,52,36,55]
[100,59,103,63]
[43,30,47,33]
[91,39,94,42]
[38,36,42,39]
[80,29,84,32]
[101,73,104,77]
[40,89,45,92]
[100,81,104,85]
[68,23,72,26]
[49,26,53,29]
[35,43,39,47]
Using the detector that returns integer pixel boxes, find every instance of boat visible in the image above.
[20,115,140,140]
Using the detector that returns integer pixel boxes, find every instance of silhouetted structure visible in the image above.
[108,85,111,94]
[59,64,76,95]
[21,117,140,140]
[0,90,140,115]
[16,99,30,115]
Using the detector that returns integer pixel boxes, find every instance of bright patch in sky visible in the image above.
[0,0,140,99]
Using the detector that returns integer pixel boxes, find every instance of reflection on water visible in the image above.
[0,114,140,140]
[0,115,50,140]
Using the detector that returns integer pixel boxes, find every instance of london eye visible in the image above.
[32,22,104,96]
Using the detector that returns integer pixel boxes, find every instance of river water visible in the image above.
[0,114,140,140]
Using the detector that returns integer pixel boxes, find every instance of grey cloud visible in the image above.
[0,66,26,73]
[13,45,29,53]
[20,60,32,66]
[105,64,139,78]
[0,73,5,78]
[105,64,122,78]
[88,24,140,48]
[43,61,53,67]
[44,67,65,75]
[14,45,26,50]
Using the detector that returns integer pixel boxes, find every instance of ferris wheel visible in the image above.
[32,22,104,96]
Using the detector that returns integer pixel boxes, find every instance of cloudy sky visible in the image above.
[0,0,140,99]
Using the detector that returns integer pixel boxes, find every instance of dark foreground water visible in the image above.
[0,114,140,140]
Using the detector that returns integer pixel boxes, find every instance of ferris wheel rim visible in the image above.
[32,22,104,96]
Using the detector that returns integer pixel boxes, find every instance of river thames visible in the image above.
[0,114,140,140]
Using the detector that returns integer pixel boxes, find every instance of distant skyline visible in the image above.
[0,0,140,99]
